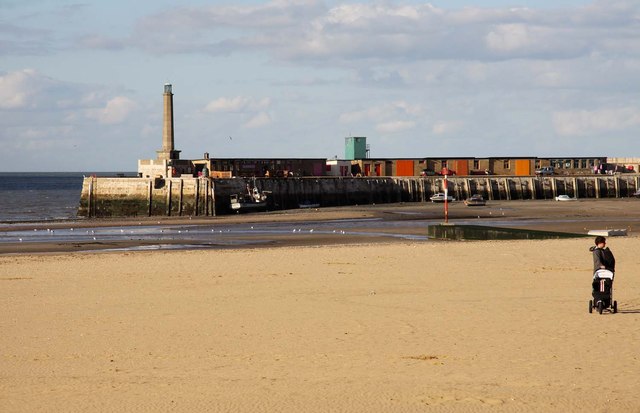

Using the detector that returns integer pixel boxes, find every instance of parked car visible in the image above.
[464,194,486,206]
[535,166,555,176]
[555,194,576,201]
[430,193,455,202]
[420,169,438,176]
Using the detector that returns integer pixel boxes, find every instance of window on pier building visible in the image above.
[573,159,580,169]
[442,160,448,169]
[565,160,572,168]
[473,159,479,169]
[503,160,510,169]
[535,159,541,169]
[581,159,587,169]
[589,159,596,167]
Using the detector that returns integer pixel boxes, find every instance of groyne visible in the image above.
[78,174,640,218]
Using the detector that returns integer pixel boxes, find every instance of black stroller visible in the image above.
[589,269,617,314]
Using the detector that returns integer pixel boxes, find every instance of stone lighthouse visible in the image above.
[156,83,181,161]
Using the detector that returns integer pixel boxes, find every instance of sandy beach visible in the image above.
[2,200,640,412]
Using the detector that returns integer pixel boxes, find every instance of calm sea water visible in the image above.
[0,172,135,223]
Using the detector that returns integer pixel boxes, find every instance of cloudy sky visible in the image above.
[2,0,639,172]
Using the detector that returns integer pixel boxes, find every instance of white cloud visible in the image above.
[0,69,49,109]
[243,112,272,128]
[432,120,464,135]
[204,96,271,113]
[74,1,630,63]
[375,120,415,134]
[485,24,533,52]
[86,96,137,124]
[340,101,422,124]
[553,107,640,136]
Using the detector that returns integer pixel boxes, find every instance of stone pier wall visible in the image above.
[78,174,640,218]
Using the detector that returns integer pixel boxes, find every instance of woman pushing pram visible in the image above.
[589,236,617,314]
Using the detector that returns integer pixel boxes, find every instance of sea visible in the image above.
[0,172,429,249]
[0,172,136,223]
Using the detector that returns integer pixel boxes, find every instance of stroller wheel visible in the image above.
[613,301,618,314]
[597,301,604,314]
[589,300,593,313]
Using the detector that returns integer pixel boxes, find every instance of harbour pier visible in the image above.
[78,174,640,218]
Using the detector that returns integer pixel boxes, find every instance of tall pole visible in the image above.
[444,174,449,224]
[162,83,174,154]
[157,83,180,162]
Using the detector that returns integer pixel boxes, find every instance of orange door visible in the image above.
[395,160,414,176]
[454,160,469,176]
[514,159,531,176]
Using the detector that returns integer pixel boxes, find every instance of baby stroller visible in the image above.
[589,269,617,314]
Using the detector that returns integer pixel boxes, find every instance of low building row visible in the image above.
[138,155,640,179]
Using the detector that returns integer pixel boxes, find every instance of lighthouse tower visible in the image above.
[156,83,181,161]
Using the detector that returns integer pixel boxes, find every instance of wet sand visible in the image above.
[2,198,640,254]
[1,199,640,411]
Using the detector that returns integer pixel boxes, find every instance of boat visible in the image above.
[464,194,486,206]
[230,182,270,212]
[430,193,454,203]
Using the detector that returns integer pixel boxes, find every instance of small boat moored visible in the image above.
[230,182,270,213]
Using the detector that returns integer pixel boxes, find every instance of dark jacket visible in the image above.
[590,246,615,273]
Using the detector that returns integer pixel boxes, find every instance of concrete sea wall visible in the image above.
[78,174,640,218]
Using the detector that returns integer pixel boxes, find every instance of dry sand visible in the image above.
[2,200,640,412]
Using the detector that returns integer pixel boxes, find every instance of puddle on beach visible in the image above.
[427,224,588,240]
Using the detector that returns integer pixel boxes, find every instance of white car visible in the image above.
[555,194,576,201]
[430,193,455,202]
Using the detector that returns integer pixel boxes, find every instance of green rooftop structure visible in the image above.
[344,136,368,160]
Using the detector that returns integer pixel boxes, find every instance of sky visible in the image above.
[1,0,639,172]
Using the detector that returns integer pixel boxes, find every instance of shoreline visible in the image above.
[1,198,639,255]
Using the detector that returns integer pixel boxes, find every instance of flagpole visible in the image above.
[444,174,449,224]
